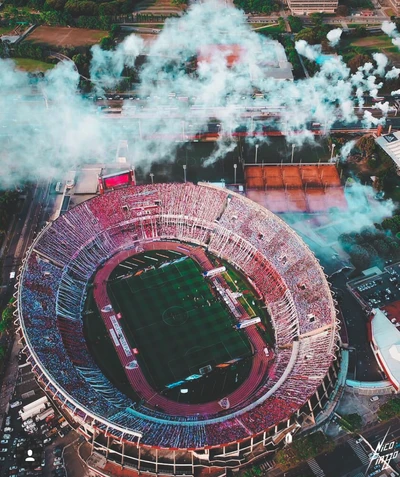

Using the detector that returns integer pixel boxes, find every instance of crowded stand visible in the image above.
[17,182,338,451]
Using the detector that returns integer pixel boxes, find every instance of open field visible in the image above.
[0,27,12,36]
[108,255,251,389]
[341,34,398,56]
[26,26,107,47]
[12,58,55,72]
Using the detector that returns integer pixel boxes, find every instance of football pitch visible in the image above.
[108,256,252,389]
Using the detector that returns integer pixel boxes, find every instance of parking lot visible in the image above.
[0,351,72,477]
[349,262,400,322]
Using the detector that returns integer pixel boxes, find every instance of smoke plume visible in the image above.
[0,3,398,188]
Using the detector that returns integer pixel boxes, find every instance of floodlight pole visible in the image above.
[183,165,187,183]
[255,144,259,164]
[150,173,154,184]
[330,143,336,161]
[233,164,237,184]
[291,144,295,164]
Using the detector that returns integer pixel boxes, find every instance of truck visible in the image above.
[35,408,54,423]
[45,428,58,438]
[20,396,49,415]
[65,171,76,189]
[20,403,47,422]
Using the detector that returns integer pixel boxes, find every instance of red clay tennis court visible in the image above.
[244,164,347,213]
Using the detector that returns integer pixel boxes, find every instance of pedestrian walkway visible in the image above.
[348,438,370,465]
[307,458,325,477]
[260,459,275,472]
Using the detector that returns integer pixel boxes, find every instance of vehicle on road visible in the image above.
[9,401,22,408]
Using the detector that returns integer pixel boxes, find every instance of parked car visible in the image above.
[3,434,11,439]
[0,439,9,444]
[370,396,379,402]
[5,417,11,426]
[9,401,22,408]
[3,427,13,432]
[0,448,8,453]
[43,438,51,444]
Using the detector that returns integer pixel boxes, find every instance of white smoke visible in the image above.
[372,52,388,76]
[382,21,400,51]
[295,40,322,61]
[386,66,400,80]
[327,28,342,47]
[0,1,398,188]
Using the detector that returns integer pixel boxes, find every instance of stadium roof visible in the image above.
[375,132,400,169]
[371,309,400,391]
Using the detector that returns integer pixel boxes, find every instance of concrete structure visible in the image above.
[370,309,400,391]
[16,183,341,475]
[287,0,338,14]
[375,131,400,171]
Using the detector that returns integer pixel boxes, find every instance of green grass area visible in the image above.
[256,25,283,34]
[12,58,55,72]
[339,34,399,57]
[0,27,12,35]
[108,255,252,389]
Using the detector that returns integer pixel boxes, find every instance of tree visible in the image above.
[349,244,371,269]
[355,25,367,37]
[288,15,303,33]
[348,53,370,73]
[336,4,349,16]
[340,413,362,432]
[100,36,113,50]
[378,398,400,421]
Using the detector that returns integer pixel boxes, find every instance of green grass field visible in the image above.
[108,256,251,389]
[12,58,55,72]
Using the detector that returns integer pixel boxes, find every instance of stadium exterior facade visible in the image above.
[15,182,342,475]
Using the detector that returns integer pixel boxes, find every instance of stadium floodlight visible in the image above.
[291,144,295,164]
[183,165,187,183]
[233,164,237,184]
[150,173,154,184]
[330,143,336,160]
[255,144,259,164]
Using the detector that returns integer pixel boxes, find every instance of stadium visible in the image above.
[15,181,342,475]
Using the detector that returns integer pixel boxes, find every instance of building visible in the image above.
[16,183,342,475]
[375,131,400,171]
[287,0,338,15]
[369,309,400,391]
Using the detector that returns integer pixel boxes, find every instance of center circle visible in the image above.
[162,306,188,326]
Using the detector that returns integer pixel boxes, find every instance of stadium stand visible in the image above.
[17,182,339,453]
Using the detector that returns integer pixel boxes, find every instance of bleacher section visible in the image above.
[17,182,338,450]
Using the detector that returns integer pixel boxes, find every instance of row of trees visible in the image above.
[275,432,334,471]
[233,0,280,15]
[339,225,400,270]
[0,298,15,334]
[377,398,400,421]
[4,0,139,19]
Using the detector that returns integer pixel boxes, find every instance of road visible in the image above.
[0,180,54,310]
